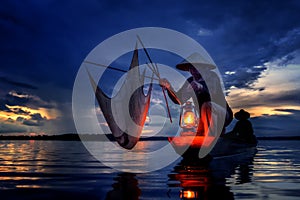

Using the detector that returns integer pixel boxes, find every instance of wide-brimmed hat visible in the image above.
[176,52,216,71]
[234,109,250,120]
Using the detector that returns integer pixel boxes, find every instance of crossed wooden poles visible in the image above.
[84,35,173,123]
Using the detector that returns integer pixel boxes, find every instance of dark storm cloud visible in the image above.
[16,116,24,122]
[0,122,27,134]
[0,76,37,90]
[0,0,182,91]
[223,66,268,89]
[1,1,100,89]
[193,0,299,63]
[6,118,14,123]
[23,113,46,127]
[22,120,40,126]
[268,90,300,104]
[30,113,46,121]
[1,0,298,92]
[9,107,30,115]
[272,108,300,115]
[0,99,10,112]
[180,0,300,89]
[4,91,55,109]
[42,103,77,135]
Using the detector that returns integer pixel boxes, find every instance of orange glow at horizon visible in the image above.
[227,64,300,117]
[231,105,300,118]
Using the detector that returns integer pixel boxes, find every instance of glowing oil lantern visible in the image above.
[183,111,196,126]
[180,190,198,199]
[145,115,151,125]
[180,101,198,131]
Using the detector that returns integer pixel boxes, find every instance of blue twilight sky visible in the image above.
[0,0,299,136]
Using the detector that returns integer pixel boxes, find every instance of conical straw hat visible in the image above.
[176,52,216,71]
[234,109,251,120]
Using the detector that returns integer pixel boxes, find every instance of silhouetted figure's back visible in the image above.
[227,109,256,144]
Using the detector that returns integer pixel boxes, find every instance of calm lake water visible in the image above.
[0,140,299,200]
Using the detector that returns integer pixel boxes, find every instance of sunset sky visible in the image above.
[1,0,299,137]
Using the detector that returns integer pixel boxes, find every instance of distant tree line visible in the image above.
[0,134,299,141]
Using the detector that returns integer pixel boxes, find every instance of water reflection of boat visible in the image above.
[168,148,256,199]
[105,173,141,200]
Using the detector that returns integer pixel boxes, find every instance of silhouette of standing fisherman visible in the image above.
[159,53,233,137]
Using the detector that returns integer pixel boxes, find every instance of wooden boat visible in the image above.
[168,132,257,161]
[210,136,257,158]
[168,131,216,161]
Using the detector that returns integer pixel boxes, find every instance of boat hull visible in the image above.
[210,137,257,157]
[168,135,216,160]
[168,135,257,161]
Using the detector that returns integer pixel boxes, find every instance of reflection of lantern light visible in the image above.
[180,101,198,130]
[180,190,197,199]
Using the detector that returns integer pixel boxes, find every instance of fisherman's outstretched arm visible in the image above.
[159,78,193,105]
[159,78,181,104]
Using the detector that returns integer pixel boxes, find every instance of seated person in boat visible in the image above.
[159,53,233,137]
[225,109,257,144]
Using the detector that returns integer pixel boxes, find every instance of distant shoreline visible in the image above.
[0,134,300,141]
